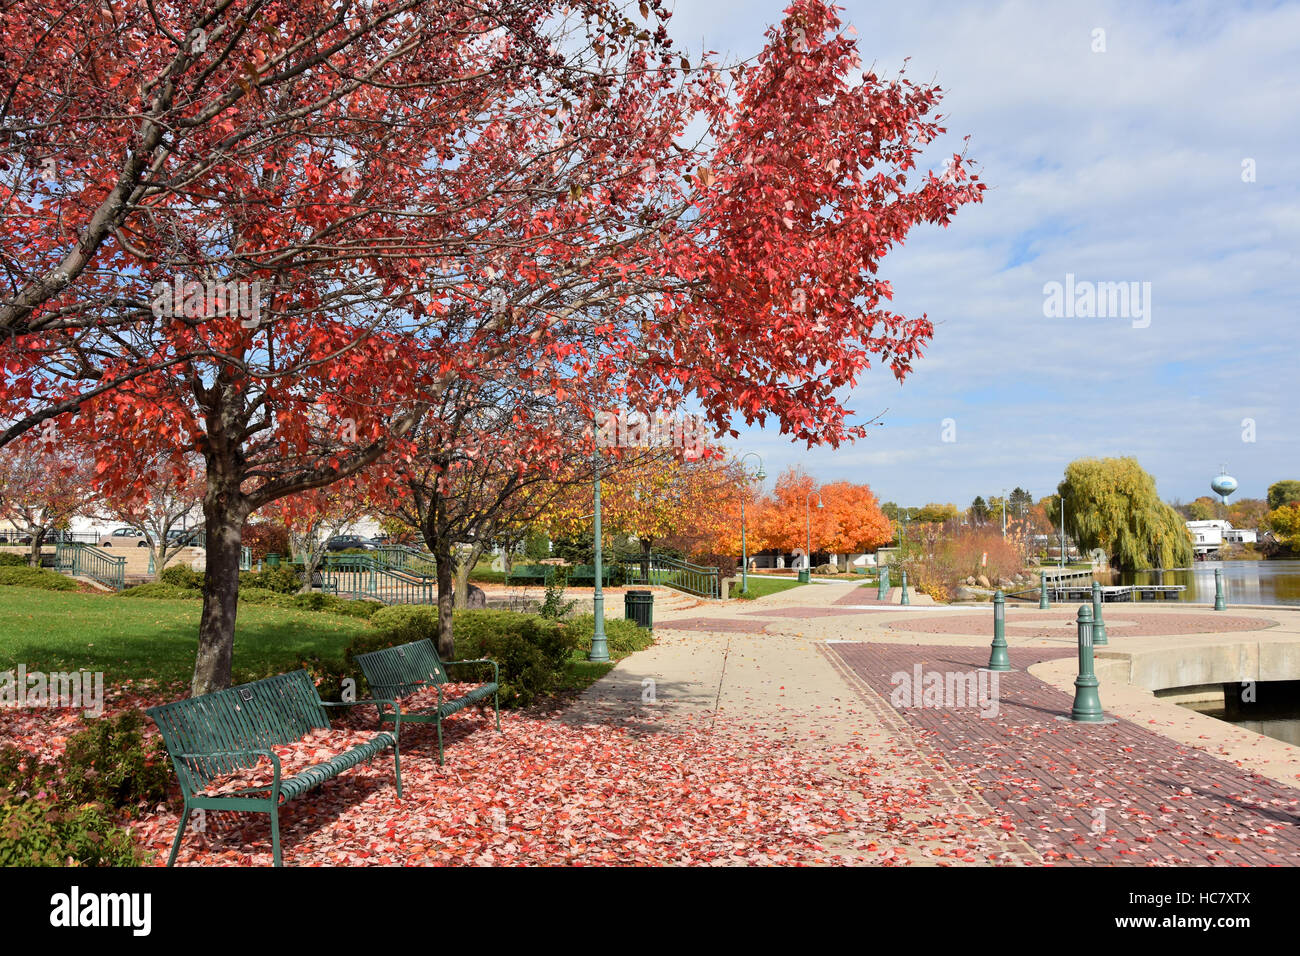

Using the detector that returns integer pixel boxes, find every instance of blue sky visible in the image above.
[671,0,1300,508]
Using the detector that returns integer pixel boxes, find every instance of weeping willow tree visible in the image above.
[1054,457,1192,571]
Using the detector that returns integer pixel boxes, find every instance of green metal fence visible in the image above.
[375,545,436,578]
[320,553,435,604]
[55,542,126,591]
[623,552,720,599]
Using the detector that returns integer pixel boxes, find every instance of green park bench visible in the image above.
[354,638,499,765]
[145,670,402,867]
[567,563,615,586]
[505,563,555,586]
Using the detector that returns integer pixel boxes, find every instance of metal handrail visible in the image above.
[623,551,720,599]
[55,541,126,590]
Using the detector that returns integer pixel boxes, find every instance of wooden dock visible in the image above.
[1038,583,1185,602]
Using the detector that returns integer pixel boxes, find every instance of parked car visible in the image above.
[323,534,380,552]
[99,528,152,548]
[166,528,201,547]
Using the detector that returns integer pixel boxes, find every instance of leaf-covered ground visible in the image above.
[2,685,1028,866]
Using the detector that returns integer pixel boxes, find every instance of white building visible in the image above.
[1186,519,1256,555]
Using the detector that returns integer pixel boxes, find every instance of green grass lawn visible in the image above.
[732,576,807,600]
[0,586,368,690]
[0,585,656,703]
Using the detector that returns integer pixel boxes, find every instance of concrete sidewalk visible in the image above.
[562,577,1300,864]
[563,578,1038,864]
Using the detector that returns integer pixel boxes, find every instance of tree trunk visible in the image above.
[191,495,247,697]
[28,526,46,568]
[640,537,652,583]
[434,538,455,660]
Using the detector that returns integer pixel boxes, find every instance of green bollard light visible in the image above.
[877,566,889,601]
[1214,567,1226,611]
[1039,570,1050,609]
[986,589,1013,671]
[900,569,910,605]
[1091,580,1108,646]
[1068,603,1106,722]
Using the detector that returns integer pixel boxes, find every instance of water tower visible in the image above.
[1211,465,1238,505]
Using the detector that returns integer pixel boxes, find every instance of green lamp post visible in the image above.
[1091,580,1108,646]
[1068,603,1106,722]
[986,589,1012,671]
[802,491,823,584]
[900,568,910,605]
[1039,570,1050,609]
[738,453,766,596]
[1214,567,1226,611]
[588,443,608,663]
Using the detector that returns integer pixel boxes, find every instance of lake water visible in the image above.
[1107,559,1300,606]
[1179,702,1300,748]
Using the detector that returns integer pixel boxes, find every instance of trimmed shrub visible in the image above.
[239,564,302,594]
[159,564,204,589]
[0,552,30,567]
[451,611,580,707]
[368,604,439,644]
[561,614,652,657]
[0,566,77,590]
[58,711,171,816]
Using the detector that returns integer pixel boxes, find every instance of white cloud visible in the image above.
[685,0,1299,505]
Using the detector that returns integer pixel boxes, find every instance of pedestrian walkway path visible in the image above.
[565,577,1300,865]
[829,642,1300,865]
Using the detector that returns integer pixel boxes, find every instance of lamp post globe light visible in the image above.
[738,453,766,596]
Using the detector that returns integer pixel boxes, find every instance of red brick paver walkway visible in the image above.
[828,643,1300,866]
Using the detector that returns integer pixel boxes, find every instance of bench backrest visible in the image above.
[354,638,447,697]
[146,670,329,794]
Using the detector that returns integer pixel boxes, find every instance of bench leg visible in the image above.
[393,741,403,798]
[270,807,283,867]
[436,717,444,766]
[167,805,191,867]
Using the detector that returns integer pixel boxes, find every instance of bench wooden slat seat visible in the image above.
[354,638,499,765]
[145,669,402,867]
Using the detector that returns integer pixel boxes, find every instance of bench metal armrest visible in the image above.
[177,749,282,798]
[445,658,499,682]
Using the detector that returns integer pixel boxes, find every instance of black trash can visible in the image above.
[624,590,654,629]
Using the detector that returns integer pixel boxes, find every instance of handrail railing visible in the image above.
[375,545,436,578]
[55,542,126,591]
[623,551,720,599]
[320,554,435,604]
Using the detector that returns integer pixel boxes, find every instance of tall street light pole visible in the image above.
[588,431,608,663]
[738,453,766,596]
[805,491,824,572]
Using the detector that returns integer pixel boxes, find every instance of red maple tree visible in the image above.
[2,0,984,694]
